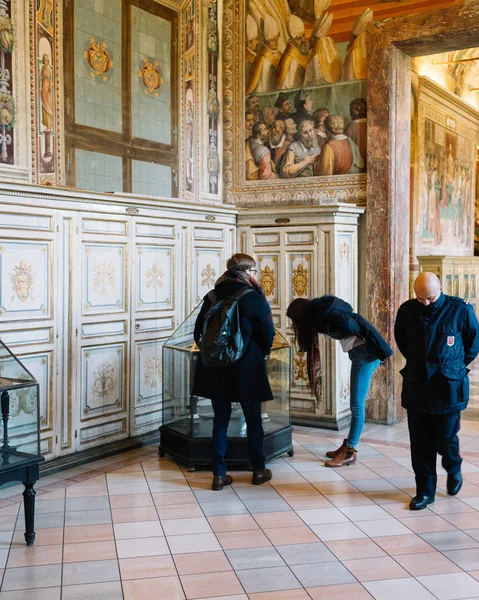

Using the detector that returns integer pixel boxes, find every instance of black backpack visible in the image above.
[199,287,253,368]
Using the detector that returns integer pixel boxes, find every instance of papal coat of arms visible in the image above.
[10,259,35,302]
[292,264,308,297]
[84,39,113,81]
[260,265,275,297]
[139,58,163,97]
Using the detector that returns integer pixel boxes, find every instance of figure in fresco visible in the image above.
[40,52,53,159]
[259,104,276,130]
[247,0,290,52]
[313,107,329,148]
[304,12,342,86]
[275,15,309,90]
[274,92,293,121]
[269,119,291,168]
[246,15,259,85]
[284,117,297,141]
[291,90,313,126]
[343,8,373,81]
[428,156,442,244]
[246,16,282,94]
[246,95,261,122]
[245,110,256,139]
[344,98,367,164]
[281,119,321,178]
[316,115,364,176]
[246,121,277,180]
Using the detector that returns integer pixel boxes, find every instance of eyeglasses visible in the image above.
[248,269,257,275]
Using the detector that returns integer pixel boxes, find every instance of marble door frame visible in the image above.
[366,2,479,424]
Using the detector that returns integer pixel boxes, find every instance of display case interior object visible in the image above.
[0,339,44,545]
[160,303,293,469]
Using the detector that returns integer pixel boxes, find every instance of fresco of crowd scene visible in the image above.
[245,92,367,180]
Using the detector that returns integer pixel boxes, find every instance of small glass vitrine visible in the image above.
[0,339,44,545]
[159,304,293,469]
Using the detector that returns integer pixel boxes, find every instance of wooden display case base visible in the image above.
[159,425,294,471]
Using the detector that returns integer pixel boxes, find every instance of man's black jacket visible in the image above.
[395,293,479,414]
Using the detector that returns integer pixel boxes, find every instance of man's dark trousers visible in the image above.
[407,410,462,497]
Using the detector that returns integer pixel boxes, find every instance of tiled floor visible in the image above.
[2,419,479,599]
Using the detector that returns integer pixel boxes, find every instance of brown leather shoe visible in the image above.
[212,474,233,491]
[325,445,356,467]
[252,468,272,485]
[326,439,347,459]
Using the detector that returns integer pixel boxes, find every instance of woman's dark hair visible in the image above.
[226,253,256,273]
[287,298,314,352]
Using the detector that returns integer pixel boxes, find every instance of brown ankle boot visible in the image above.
[325,445,357,467]
[326,439,347,459]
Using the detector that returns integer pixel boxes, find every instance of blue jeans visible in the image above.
[211,398,265,477]
[347,344,380,449]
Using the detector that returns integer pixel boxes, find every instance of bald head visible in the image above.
[414,272,442,306]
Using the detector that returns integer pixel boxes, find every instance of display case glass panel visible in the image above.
[161,303,291,449]
[0,339,41,462]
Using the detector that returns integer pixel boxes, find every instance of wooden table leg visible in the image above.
[22,481,36,546]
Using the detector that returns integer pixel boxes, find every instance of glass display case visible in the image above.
[159,304,293,470]
[0,338,44,545]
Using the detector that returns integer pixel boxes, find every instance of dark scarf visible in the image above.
[307,334,322,407]
[214,270,266,297]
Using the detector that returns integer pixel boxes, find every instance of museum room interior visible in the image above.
[2,0,479,598]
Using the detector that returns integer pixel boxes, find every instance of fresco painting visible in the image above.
[420,117,475,254]
[244,0,369,182]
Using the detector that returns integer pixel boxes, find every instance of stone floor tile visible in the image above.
[7,545,62,568]
[290,561,356,588]
[325,538,387,561]
[168,533,222,555]
[306,583,374,599]
[122,575,185,600]
[62,559,120,586]
[116,536,170,558]
[276,542,337,565]
[1,564,62,590]
[443,547,479,571]
[63,524,114,544]
[225,546,285,570]
[61,581,123,600]
[63,540,117,563]
[417,572,479,600]
[394,551,462,576]
[180,571,244,599]
[119,555,176,580]
[113,520,164,539]
[363,577,436,600]
[420,530,479,551]
[235,566,302,594]
[173,551,232,576]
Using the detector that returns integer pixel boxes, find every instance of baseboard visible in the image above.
[40,432,160,477]
[291,415,351,431]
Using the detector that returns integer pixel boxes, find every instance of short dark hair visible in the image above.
[350,98,367,120]
[252,121,264,138]
[226,253,256,272]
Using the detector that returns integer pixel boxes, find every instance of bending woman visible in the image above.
[287,296,393,467]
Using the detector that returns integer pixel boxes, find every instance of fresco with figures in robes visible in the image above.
[420,118,475,255]
[244,0,370,181]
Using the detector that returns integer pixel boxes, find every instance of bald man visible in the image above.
[395,272,479,510]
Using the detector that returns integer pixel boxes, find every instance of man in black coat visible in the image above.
[395,272,479,510]
[193,253,275,491]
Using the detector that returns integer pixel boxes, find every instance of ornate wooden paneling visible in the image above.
[82,243,127,315]
[0,240,52,320]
